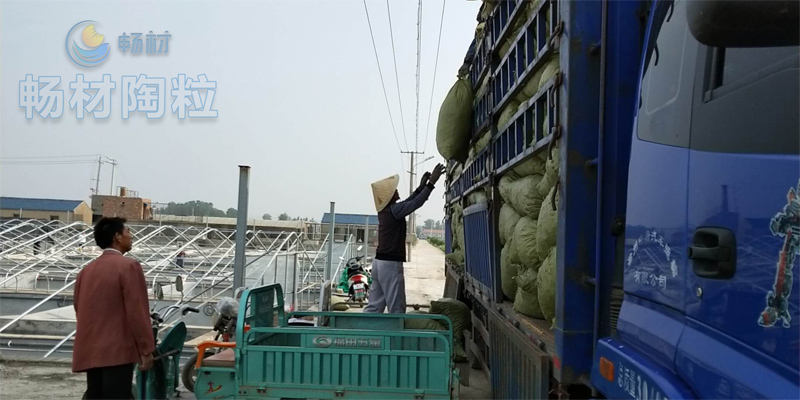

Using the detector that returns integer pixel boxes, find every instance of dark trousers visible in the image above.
[85,363,134,399]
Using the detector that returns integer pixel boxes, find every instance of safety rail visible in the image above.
[494,76,559,174]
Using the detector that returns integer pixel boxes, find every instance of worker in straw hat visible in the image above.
[365,163,446,314]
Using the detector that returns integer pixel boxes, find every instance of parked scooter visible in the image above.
[180,296,239,392]
[135,277,199,399]
[337,246,372,302]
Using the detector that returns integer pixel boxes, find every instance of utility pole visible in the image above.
[94,156,102,195]
[401,150,424,261]
[108,158,117,195]
[233,166,251,291]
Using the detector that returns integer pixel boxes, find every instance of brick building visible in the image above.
[91,187,152,222]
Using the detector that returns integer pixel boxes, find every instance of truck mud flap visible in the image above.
[489,309,549,399]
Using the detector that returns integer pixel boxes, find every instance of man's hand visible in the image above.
[138,353,154,371]
[420,172,431,187]
[429,164,446,185]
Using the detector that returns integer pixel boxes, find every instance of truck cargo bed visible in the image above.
[494,301,555,358]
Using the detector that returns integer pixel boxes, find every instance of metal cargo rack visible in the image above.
[448,0,619,388]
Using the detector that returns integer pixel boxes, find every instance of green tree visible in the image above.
[262,213,272,220]
[278,213,290,221]
[434,220,443,230]
[160,201,226,217]
[424,219,435,229]
[226,208,237,218]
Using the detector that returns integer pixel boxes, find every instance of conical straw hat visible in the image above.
[371,175,400,212]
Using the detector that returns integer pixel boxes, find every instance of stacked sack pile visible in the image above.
[436,0,561,326]
[498,147,559,324]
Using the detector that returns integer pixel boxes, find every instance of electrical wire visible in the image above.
[423,0,447,155]
[386,0,410,151]
[363,0,405,153]
[414,0,423,152]
[0,154,101,160]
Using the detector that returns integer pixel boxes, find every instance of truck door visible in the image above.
[624,0,698,315]
[680,32,800,398]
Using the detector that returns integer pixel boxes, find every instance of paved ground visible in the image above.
[404,240,448,307]
[0,242,491,399]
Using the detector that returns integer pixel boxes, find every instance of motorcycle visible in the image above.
[337,246,372,303]
[180,296,239,392]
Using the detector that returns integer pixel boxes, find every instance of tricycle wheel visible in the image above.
[181,352,209,393]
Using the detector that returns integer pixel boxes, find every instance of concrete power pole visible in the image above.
[109,158,117,195]
[401,150,424,261]
[94,156,102,195]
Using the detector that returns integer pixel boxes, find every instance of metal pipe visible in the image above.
[292,253,298,310]
[325,202,335,282]
[233,165,251,290]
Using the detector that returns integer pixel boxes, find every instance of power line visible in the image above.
[414,0,423,152]
[363,0,405,153]
[386,0,409,151]
[0,154,101,160]
[423,0,447,155]
[1,160,97,165]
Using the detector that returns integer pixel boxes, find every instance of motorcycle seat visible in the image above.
[202,349,235,368]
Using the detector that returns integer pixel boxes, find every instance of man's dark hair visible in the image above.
[94,217,127,249]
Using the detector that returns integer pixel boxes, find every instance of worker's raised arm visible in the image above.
[391,185,434,219]
[391,164,445,219]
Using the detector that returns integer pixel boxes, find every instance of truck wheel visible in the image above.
[181,352,209,393]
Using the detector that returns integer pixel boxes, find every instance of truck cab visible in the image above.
[592,0,799,398]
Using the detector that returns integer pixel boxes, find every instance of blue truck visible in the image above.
[444,0,799,398]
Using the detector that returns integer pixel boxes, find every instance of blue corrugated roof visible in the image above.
[0,197,84,212]
[320,213,378,226]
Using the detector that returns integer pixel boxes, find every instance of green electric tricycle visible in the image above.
[190,283,461,399]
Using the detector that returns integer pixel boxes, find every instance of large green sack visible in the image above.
[498,173,518,203]
[469,131,492,161]
[514,267,545,318]
[536,148,560,198]
[497,100,521,130]
[430,298,472,343]
[404,318,446,331]
[446,251,465,268]
[515,266,538,293]
[515,62,548,104]
[536,185,559,260]
[451,204,465,251]
[508,174,544,218]
[514,288,545,319]
[331,296,349,311]
[436,78,474,163]
[453,341,468,363]
[499,204,522,246]
[512,153,547,177]
[468,188,489,205]
[538,58,560,90]
[537,247,557,323]
[500,242,520,301]
[512,216,542,270]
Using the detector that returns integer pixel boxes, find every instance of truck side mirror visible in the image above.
[175,276,184,293]
[687,0,799,47]
[154,283,164,300]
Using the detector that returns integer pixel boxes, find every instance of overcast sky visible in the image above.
[0,0,480,222]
